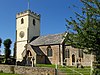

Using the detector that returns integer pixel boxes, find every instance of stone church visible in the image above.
[16,10,94,66]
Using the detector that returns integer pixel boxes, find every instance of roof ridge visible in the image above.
[40,32,65,37]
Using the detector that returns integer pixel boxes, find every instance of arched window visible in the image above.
[72,54,75,65]
[33,19,35,25]
[21,18,24,24]
[65,49,70,58]
[79,49,83,58]
[47,46,52,57]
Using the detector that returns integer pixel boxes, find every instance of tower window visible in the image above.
[21,18,24,24]
[33,19,35,25]
[47,46,52,57]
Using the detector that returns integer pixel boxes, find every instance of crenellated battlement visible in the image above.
[16,10,40,18]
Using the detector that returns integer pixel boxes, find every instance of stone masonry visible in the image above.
[0,64,56,75]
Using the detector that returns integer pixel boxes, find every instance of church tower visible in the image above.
[16,10,40,61]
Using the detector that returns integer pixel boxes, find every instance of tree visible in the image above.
[13,42,16,59]
[0,38,2,55]
[65,0,100,74]
[3,39,12,63]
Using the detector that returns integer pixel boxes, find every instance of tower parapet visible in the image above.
[16,10,40,19]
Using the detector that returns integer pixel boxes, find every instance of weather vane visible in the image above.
[28,0,30,10]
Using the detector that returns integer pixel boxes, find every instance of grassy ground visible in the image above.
[36,64,91,75]
[59,66,91,75]
[36,64,56,68]
[0,73,20,75]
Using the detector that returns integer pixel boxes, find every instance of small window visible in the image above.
[33,19,35,25]
[65,49,70,58]
[27,50,32,56]
[72,54,75,65]
[21,18,24,24]
[79,49,83,58]
[47,46,52,57]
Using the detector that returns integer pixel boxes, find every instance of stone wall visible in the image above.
[0,65,56,75]
[40,45,60,65]
[65,46,94,66]
[0,65,14,74]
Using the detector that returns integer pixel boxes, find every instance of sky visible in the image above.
[0,0,82,55]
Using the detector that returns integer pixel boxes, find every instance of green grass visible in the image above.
[36,64,56,68]
[59,66,91,75]
[36,64,91,75]
[0,73,20,75]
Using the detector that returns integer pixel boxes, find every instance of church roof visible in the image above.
[22,45,45,57]
[30,45,44,55]
[30,33,67,46]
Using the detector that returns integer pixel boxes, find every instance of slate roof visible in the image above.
[22,45,44,57]
[30,33,67,46]
[30,45,44,55]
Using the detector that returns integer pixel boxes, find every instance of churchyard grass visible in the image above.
[36,64,55,68]
[36,64,91,75]
[59,66,90,75]
[0,73,20,75]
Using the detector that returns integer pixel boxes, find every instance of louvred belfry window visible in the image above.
[21,18,24,24]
